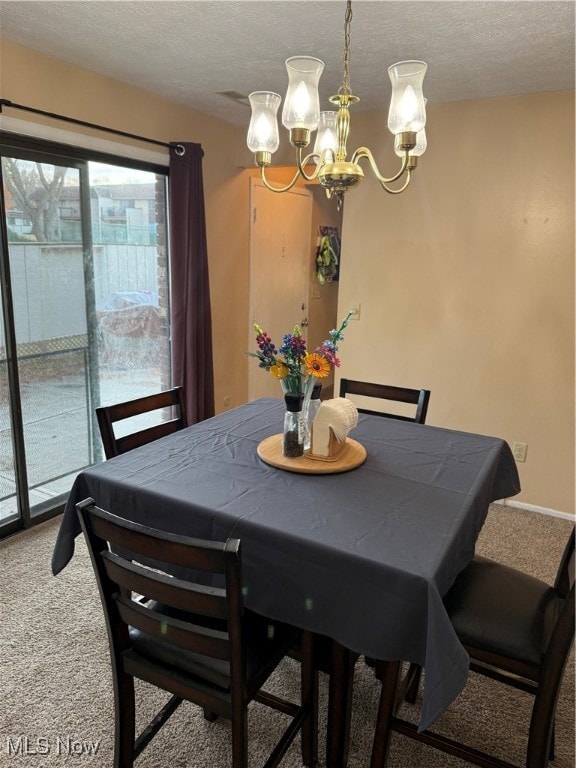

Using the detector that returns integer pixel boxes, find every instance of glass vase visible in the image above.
[300,375,317,452]
[279,375,316,452]
[283,392,304,458]
[280,374,305,395]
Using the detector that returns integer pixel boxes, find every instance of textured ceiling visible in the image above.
[0,1,574,127]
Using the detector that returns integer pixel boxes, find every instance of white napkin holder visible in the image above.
[308,397,359,462]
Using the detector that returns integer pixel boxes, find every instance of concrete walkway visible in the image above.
[0,365,162,524]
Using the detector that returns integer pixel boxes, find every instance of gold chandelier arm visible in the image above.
[258,165,304,194]
[297,148,323,181]
[352,146,409,185]
[380,169,412,195]
[258,147,323,192]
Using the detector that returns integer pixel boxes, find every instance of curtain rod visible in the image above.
[0,98,173,150]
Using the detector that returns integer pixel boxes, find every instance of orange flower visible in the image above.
[303,353,331,378]
[269,363,289,379]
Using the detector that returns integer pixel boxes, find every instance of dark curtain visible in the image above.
[168,142,215,424]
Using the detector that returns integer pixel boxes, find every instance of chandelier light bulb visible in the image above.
[387,60,427,135]
[399,86,418,123]
[256,114,272,141]
[395,97,427,158]
[313,111,338,157]
[247,92,281,153]
[282,56,324,131]
[293,81,311,121]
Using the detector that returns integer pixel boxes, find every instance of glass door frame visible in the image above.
[0,130,168,537]
[0,158,29,534]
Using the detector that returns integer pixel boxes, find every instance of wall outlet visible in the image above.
[512,442,528,462]
[223,396,231,407]
[351,303,361,320]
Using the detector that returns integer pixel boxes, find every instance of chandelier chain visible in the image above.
[340,0,353,96]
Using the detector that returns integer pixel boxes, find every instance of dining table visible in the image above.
[52,397,520,767]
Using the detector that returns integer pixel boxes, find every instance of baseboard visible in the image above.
[496,498,575,522]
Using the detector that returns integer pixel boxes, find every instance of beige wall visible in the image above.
[337,92,575,513]
[0,39,251,411]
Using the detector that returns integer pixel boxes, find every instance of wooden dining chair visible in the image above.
[95,386,186,459]
[370,526,575,768]
[76,497,318,768]
[338,379,430,424]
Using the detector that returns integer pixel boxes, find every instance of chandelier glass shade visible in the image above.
[247,0,428,208]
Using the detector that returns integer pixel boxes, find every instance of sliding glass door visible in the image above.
[0,139,170,535]
[0,269,19,529]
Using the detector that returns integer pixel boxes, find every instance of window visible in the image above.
[0,134,170,534]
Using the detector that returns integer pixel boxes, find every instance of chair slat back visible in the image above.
[102,552,229,619]
[96,387,186,459]
[84,500,226,571]
[339,379,430,424]
[115,595,232,660]
[76,498,242,667]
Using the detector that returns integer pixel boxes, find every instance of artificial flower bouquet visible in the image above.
[250,309,355,394]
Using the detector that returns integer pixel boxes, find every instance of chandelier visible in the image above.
[247,0,427,209]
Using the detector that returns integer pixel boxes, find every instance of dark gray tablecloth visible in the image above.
[52,397,520,730]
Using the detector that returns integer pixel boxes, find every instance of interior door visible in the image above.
[248,179,312,401]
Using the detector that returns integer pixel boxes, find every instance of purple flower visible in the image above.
[279,333,306,359]
[320,343,341,368]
